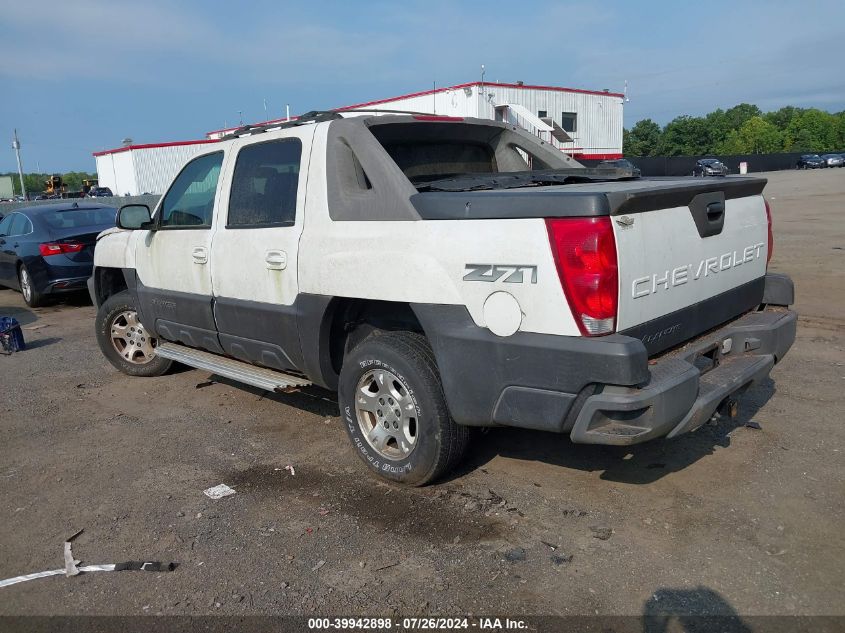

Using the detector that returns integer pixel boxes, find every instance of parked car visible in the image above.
[796,154,825,169]
[89,113,795,485]
[598,158,641,178]
[820,154,844,168]
[693,158,729,176]
[88,186,114,197]
[0,202,116,307]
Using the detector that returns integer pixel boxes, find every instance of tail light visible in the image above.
[546,217,618,336]
[39,242,85,257]
[764,198,774,266]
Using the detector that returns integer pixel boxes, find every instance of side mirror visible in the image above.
[117,204,154,230]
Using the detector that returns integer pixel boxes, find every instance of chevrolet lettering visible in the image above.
[632,242,766,299]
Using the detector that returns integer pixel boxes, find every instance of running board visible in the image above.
[156,342,311,392]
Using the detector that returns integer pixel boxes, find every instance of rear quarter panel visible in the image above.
[299,123,579,336]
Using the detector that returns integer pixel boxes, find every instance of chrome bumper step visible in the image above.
[156,342,311,392]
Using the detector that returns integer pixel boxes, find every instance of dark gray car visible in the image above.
[0,202,116,307]
[693,158,729,176]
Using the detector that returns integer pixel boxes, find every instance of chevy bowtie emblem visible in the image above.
[616,215,635,228]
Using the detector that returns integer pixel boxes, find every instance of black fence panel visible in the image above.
[581,151,845,176]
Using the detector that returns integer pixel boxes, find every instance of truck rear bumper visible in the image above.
[412,273,796,444]
[570,307,796,444]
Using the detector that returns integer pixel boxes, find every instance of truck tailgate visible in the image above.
[610,178,769,354]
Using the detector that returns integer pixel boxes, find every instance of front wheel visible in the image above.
[338,331,470,486]
[95,290,171,377]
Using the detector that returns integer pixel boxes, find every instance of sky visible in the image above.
[1,0,843,172]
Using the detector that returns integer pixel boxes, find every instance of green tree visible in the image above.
[0,172,97,197]
[721,103,762,131]
[764,106,804,133]
[624,118,662,156]
[658,115,711,156]
[785,109,838,152]
[703,109,730,153]
[789,129,815,152]
[716,117,784,154]
[704,104,764,153]
[835,111,845,149]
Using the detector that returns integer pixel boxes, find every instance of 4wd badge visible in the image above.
[463,264,538,284]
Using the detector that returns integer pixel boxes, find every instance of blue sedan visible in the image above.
[0,202,117,307]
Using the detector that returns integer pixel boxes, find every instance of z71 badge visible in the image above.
[463,264,538,284]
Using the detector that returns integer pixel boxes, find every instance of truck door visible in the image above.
[209,128,314,372]
[133,151,226,353]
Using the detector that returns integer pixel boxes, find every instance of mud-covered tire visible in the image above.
[339,331,470,486]
[95,290,172,377]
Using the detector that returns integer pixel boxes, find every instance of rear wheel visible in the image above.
[95,290,171,377]
[338,331,470,486]
[19,264,46,308]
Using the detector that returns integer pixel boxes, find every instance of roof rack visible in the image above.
[220,108,439,140]
[221,111,342,140]
[338,108,435,116]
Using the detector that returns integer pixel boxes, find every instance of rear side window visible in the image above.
[228,139,302,227]
[160,152,223,228]
[9,214,30,236]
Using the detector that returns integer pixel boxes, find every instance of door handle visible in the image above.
[191,246,208,265]
[265,249,287,270]
[706,201,725,219]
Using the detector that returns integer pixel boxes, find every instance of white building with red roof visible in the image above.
[94,81,623,196]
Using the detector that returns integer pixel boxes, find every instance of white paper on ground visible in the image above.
[203,484,236,499]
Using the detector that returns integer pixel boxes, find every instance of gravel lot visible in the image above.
[0,168,842,619]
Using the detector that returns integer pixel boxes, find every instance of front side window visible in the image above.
[561,112,577,133]
[160,152,223,228]
[227,139,302,227]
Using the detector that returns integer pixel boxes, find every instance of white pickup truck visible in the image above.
[89,112,796,485]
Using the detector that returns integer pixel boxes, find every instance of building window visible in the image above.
[561,112,577,133]
[538,110,548,118]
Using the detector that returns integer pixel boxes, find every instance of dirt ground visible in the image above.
[0,168,842,620]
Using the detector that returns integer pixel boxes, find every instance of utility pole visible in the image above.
[12,129,26,200]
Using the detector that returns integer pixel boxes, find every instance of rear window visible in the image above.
[363,120,577,190]
[382,142,496,183]
[41,208,116,229]
[367,122,531,184]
